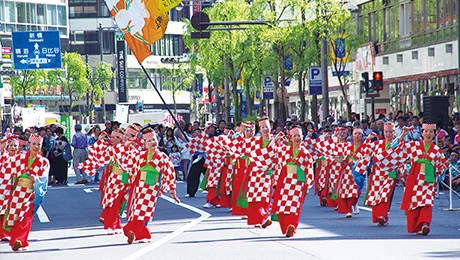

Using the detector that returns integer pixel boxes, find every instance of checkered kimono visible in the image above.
[399,141,446,210]
[240,136,275,203]
[335,142,370,199]
[0,151,14,215]
[316,137,344,194]
[204,136,227,189]
[3,152,49,227]
[116,148,175,222]
[271,146,314,215]
[77,139,111,175]
[364,140,397,206]
[184,131,208,155]
[303,136,333,193]
[95,142,131,209]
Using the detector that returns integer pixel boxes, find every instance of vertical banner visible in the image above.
[115,104,129,124]
[33,105,46,127]
[22,108,35,129]
[60,116,71,142]
[117,40,127,103]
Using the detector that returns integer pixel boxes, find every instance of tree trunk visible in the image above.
[298,71,306,121]
[244,78,252,119]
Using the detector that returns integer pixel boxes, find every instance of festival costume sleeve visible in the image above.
[159,152,176,194]
[184,131,208,155]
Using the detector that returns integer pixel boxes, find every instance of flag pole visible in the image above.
[139,63,190,142]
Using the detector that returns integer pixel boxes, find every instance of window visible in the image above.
[413,0,424,33]
[5,1,15,23]
[57,6,67,26]
[397,54,403,62]
[47,5,57,25]
[446,43,452,53]
[27,3,37,24]
[17,2,26,23]
[383,56,389,64]
[427,0,437,30]
[37,4,46,24]
[428,47,435,56]
[69,0,110,18]
[412,51,418,59]
[399,2,413,37]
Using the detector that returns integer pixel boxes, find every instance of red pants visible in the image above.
[247,201,270,225]
[123,220,151,241]
[326,193,337,207]
[372,201,391,223]
[9,209,34,248]
[232,168,247,216]
[0,214,10,238]
[337,197,357,214]
[206,187,221,206]
[104,194,123,230]
[219,192,232,208]
[406,206,432,233]
[278,213,300,235]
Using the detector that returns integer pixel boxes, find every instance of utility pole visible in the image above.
[224,55,230,123]
[321,36,329,121]
[99,23,106,122]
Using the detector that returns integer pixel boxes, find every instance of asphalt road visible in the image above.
[1,174,460,260]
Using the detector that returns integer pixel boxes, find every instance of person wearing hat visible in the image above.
[72,124,89,184]
[397,124,447,235]
[2,134,49,251]
[363,122,403,226]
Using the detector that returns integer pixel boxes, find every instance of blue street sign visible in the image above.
[12,31,62,70]
[263,76,274,99]
[308,66,322,95]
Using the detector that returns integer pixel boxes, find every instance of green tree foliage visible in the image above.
[161,62,195,114]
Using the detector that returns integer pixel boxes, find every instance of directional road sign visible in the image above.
[12,31,62,70]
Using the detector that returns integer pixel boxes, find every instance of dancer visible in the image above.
[2,134,49,251]
[115,127,178,244]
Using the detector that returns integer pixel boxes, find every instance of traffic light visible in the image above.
[373,71,383,91]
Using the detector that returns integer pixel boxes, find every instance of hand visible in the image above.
[229,130,235,136]
[367,132,377,139]
[275,132,284,142]
[125,140,134,147]
[99,132,107,141]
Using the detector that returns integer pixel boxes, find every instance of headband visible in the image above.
[29,135,43,144]
[353,128,363,134]
[383,123,395,130]
[289,128,302,136]
[112,131,124,138]
[335,127,347,132]
[126,127,139,136]
[422,124,436,130]
[143,132,157,142]
[241,123,255,129]
[258,119,270,128]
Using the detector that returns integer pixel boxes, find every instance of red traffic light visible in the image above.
[374,72,381,81]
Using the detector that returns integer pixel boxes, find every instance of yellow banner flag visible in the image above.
[107,0,169,64]
[158,0,183,14]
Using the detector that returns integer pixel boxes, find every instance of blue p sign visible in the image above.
[311,68,321,80]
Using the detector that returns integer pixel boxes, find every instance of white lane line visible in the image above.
[122,196,211,260]
[358,206,372,212]
[37,206,50,223]
[83,188,93,193]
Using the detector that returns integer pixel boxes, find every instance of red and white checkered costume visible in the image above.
[316,137,343,194]
[271,146,314,215]
[0,151,14,216]
[203,136,227,189]
[94,141,131,209]
[399,141,446,210]
[77,139,111,175]
[333,142,368,199]
[184,131,208,155]
[238,135,275,203]
[364,140,397,206]
[303,136,333,193]
[3,152,49,227]
[115,148,175,222]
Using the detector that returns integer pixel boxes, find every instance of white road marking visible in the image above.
[37,205,50,223]
[358,206,372,212]
[83,188,93,193]
[122,196,211,260]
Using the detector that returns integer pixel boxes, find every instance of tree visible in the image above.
[9,69,43,107]
[48,52,91,116]
[85,61,113,123]
[161,62,195,114]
